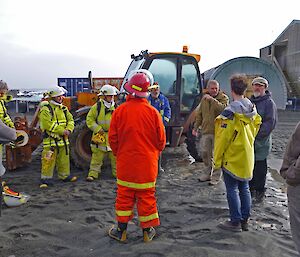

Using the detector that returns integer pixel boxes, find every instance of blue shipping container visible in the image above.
[57,78,91,96]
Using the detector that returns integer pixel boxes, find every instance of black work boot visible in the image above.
[143,227,156,242]
[62,175,77,182]
[40,179,54,188]
[255,191,265,203]
[241,219,249,231]
[217,220,242,232]
[108,222,127,242]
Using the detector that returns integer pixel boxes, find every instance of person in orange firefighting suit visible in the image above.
[108,70,166,243]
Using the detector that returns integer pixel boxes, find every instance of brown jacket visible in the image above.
[280,122,300,186]
[194,91,229,135]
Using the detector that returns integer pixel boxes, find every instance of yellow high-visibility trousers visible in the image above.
[41,146,71,180]
[88,147,116,179]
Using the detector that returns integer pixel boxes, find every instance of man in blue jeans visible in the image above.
[213,74,261,232]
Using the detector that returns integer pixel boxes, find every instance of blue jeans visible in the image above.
[223,170,251,223]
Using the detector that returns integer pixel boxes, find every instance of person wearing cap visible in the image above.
[148,82,171,127]
[280,122,300,255]
[249,76,277,203]
[108,70,166,243]
[148,82,171,173]
[0,80,15,177]
[39,86,77,188]
[193,80,229,184]
[86,84,118,181]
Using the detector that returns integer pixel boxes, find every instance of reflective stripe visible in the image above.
[41,175,53,179]
[43,139,69,147]
[139,212,159,222]
[50,123,58,132]
[98,121,110,125]
[117,179,156,189]
[116,210,133,217]
[92,124,99,131]
[131,85,142,91]
[90,144,109,151]
[164,117,170,122]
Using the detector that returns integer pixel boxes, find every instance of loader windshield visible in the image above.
[147,58,177,96]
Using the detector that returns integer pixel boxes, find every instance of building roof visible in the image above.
[273,19,300,44]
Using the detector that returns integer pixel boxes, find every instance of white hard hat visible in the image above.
[3,192,30,207]
[15,130,29,147]
[49,86,67,98]
[98,84,119,96]
[128,69,154,88]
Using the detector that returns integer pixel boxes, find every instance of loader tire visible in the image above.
[70,121,92,170]
[185,125,202,162]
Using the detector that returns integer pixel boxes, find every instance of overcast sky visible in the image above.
[0,0,299,89]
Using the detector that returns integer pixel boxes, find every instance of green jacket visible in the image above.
[86,99,115,151]
[39,101,74,148]
[194,92,229,134]
[214,99,261,181]
[0,94,14,128]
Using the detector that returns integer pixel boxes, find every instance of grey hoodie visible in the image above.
[221,98,257,120]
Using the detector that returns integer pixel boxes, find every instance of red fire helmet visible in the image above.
[124,72,151,98]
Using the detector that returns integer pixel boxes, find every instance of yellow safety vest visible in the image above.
[86,100,114,152]
[39,102,74,149]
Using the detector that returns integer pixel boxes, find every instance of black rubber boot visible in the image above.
[108,222,127,242]
[40,179,54,188]
[143,227,156,242]
[241,219,249,231]
[255,191,265,203]
[62,175,77,182]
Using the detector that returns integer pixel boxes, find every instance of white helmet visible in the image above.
[98,84,119,96]
[49,86,67,98]
[3,192,30,207]
[15,130,29,147]
[128,69,154,87]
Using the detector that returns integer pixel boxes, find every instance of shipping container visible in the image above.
[92,77,123,91]
[57,78,91,97]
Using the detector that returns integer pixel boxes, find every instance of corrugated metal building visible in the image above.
[202,57,287,109]
[260,20,300,98]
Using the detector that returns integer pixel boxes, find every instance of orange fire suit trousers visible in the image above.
[115,185,160,228]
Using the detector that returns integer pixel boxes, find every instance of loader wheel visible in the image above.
[70,121,92,170]
[185,124,202,162]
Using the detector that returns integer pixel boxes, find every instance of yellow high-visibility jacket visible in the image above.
[0,95,14,128]
[39,101,74,148]
[86,99,115,151]
[214,109,261,181]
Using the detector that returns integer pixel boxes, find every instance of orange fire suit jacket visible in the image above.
[108,96,166,187]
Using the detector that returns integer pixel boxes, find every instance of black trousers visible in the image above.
[249,159,268,193]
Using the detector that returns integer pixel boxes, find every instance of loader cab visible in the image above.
[122,50,202,119]
[121,49,203,146]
